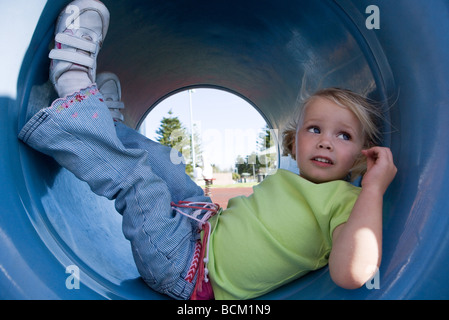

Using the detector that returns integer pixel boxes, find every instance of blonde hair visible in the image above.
[282,87,382,181]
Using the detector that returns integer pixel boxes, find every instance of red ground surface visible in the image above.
[204,187,254,209]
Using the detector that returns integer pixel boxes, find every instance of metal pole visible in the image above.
[189,89,196,169]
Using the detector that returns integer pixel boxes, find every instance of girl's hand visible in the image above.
[330,146,396,288]
[361,147,397,194]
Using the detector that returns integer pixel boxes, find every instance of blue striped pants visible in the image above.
[18,85,210,299]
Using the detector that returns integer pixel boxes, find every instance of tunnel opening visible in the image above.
[140,87,280,207]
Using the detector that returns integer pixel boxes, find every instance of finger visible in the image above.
[376,147,394,166]
[371,148,397,176]
[362,147,379,162]
[363,147,396,173]
[362,146,379,156]
[385,147,394,164]
[364,146,392,161]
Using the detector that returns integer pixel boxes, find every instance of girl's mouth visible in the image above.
[311,156,334,166]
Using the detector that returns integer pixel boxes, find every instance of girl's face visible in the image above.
[293,97,365,183]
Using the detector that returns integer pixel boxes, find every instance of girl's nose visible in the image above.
[317,138,333,150]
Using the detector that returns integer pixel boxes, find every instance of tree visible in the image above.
[234,125,277,179]
[156,110,186,147]
[258,125,275,150]
[257,124,277,172]
[155,110,202,176]
[235,152,258,179]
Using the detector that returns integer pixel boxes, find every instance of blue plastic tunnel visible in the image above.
[2,0,449,299]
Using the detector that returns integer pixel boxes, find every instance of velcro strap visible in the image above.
[54,33,97,53]
[49,49,95,68]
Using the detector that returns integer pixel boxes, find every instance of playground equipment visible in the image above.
[2,0,449,299]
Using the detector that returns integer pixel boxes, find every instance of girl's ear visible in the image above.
[349,151,368,182]
[282,127,297,160]
[291,137,296,160]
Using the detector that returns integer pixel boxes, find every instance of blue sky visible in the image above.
[141,88,269,170]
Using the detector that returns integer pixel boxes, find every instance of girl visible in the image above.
[19,0,397,300]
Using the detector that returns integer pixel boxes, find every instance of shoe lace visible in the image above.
[171,201,221,285]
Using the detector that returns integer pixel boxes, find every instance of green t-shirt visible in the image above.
[207,169,361,300]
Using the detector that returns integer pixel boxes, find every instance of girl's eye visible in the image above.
[337,132,351,141]
[307,126,320,134]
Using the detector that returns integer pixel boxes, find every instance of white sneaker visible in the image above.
[96,72,125,122]
[49,0,110,97]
